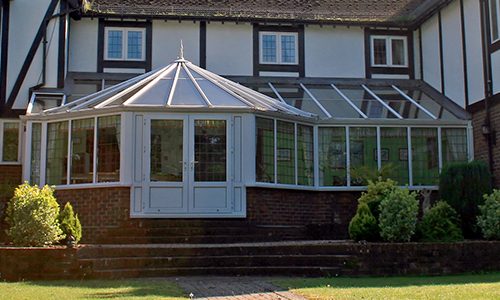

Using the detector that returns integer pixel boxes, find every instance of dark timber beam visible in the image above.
[0,0,10,110]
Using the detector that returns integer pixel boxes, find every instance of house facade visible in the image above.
[0,0,498,242]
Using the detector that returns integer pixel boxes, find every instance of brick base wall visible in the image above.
[0,165,22,242]
[472,101,500,187]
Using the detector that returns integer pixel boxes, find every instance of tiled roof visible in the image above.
[84,0,444,26]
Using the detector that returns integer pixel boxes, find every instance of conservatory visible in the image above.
[23,57,472,218]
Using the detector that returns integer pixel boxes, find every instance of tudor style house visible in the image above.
[0,0,499,242]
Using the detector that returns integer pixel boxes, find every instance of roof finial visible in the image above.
[179,40,184,60]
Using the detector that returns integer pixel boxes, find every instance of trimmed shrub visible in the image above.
[358,178,398,220]
[439,160,492,238]
[418,201,463,242]
[349,203,379,241]
[5,183,64,246]
[59,202,82,244]
[477,190,500,240]
[379,188,419,242]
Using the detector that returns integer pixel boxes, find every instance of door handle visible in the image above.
[190,161,199,170]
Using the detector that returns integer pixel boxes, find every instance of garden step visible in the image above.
[97,234,305,244]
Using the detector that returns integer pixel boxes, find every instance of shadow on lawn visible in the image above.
[27,278,186,299]
[275,272,500,289]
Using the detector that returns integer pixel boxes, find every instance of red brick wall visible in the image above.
[0,165,22,242]
[472,100,500,187]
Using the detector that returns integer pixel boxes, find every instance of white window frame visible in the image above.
[259,32,299,65]
[0,119,22,164]
[104,27,146,61]
[370,35,408,68]
[491,0,500,43]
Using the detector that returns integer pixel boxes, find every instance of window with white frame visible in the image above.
[491,0,500,42]
[259,32,298,64]
[104,27,146,61]
[0,120,21,163]
[370,36,408,67]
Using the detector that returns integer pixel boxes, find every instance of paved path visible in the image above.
[174,276,307,300]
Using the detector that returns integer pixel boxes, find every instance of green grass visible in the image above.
[0,278,187,300]
[274,273,500,300]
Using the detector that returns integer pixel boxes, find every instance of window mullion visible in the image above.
[66,120,72,185]
[93,117,98,183]
[123,29,127,60]
[276,33,281,64]
[387,37,393,67]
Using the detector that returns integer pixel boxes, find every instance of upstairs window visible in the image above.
[491,0,500,42]
[104,28,145,61]
[370,36,408,67]
[259,32,298,65]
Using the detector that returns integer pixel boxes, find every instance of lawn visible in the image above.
[0,278,187,300]
[273,272,500,300]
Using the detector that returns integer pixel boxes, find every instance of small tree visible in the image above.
[358,178,398,220]
[349,203,379,242]
[6,183,64,246]
[418,201,463,242]
[379,188,419,242]
[477,190,500,240]
[59,202,82,244]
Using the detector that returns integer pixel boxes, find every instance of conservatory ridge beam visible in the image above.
[268,82,286,103]
[299,83,332,119]
[391,85,438,120]
[330,84,368,119]
[166,64,182,106]
[182,64,213,107]
[361,84,403,119]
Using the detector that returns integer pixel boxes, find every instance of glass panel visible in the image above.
[391,39,405,66]
[256,118,275,183]
[196,79,248,107]
[371,87,431,119]
[244,83,279,99]
[281,34,296,63]
[319,127,347,186]
[273,84,328,118]
[194,120,226,182]
[491,0,499,41]
[297,124,314,186]
[373,38,387,65]
[412,128,439,185]
[261,34,277,63]
[305,85,362,118]
[171,68,205,106]
[127,30,143,60]
[67,80,101,103]
[380,127,409,185]
[276,121,295,184]
[30,123,42,185]
[2,122,19,162]
[107,30,123,59]
[46,121,68,185]
[70,118,94,184]
[404,89,457,120]
[350,127,378,186]
[97,115,121,182]
[337,86,398,118]
[151,120,183,182]
[31,95,64,113]
[442,128,468,167]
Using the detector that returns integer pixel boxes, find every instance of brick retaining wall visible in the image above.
[0,165,22,242]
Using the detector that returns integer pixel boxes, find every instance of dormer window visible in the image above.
[370,36,408,67]
[259,32,298,65]
[104,27,145,61]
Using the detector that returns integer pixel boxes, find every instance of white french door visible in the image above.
[142,115,232,215]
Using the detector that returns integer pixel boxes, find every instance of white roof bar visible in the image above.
[361,84,403,119]
[182,63,213,107]
[330,84,368,119]
[166,64,182,106]
[268,82,286,103]
[300,83,332,118]
[391,85,438,120]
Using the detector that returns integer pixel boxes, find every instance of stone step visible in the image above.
[97,234,305,244]
[123,219,256,229]
[87,266,343,279]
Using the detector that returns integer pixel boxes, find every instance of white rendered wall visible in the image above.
[421,14,442,92]
[463,0,486,104]
[305,26,365,78]
[152,21,199,68]
[68,18,98,73]
[441,0,465,107]
[492,51,500,95]
[206,22,252,76]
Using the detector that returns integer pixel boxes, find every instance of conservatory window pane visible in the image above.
[194,120,227,182]
[30,123,42,185]
[412,128,439,185]
[2,122,19,162]
[46,121,69,185]
[371,87,431,119]
[277,121,295,184]
[442,128,468,167]
[151,120,183,182]
[380,127,409,185]
[256,117,275,183]
[305,85,362,118]
[350,127,378,186]
[70,118,94,184]
[405,89,457,120]
[273,84,328,118]
[97,115,121,182]
[336,86,397,119]
[319,127,347,186]
[297,125,314,186]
